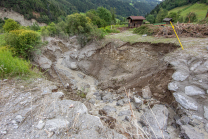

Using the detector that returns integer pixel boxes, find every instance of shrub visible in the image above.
[5,29,41,59]
[0,47,31,78]
[133,25,160,35]
[30,22,40,31]
[3,19,20,32]
[198,18,208,24]
[184,12,197,23]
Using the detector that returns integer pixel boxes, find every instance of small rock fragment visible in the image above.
[180,125,204,139]
[36,120,45,130]
[102,105,117,114]
[185,86,205,96]
[168,82,179,91]
[172,70,189,81]
[1,130,7,135]
[70,62,78,70]
[134,96,142,104]
[204,106,208,120]
[142,86,152,99]
[15,115,23,123]
[118,110,131,116]
[205,123,208,133]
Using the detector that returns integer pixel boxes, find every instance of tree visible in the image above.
[97,7,112,26]
[184,12,197,23]
[167,12,179,22]
[155,8,168,23]
[146,14,155,24]
[110,7,116,25]
[3,19,20,32]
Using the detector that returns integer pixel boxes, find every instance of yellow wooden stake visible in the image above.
[170,21,184,50]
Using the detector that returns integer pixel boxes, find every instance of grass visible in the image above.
[169,3,208,20]
[0,34,5,46]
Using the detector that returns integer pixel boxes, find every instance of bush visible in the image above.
[3,19,20,32]
[30,22,40,31]
[5,29,41,59]
[133,25,160,35]
[0,47,31,78]
[198,18,208,24]
[184,12,197,23]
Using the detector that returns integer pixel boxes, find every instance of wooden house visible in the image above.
[163,18,172,24]
[127,16,146,28]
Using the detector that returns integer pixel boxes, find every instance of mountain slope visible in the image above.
[0,0,160,24]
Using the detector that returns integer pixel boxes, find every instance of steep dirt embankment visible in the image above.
[0,7,46,26]
[65,42,179,103]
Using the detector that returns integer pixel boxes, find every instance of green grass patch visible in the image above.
[133,25,160,35]
[0,47,32,78]
[169,3,208,20]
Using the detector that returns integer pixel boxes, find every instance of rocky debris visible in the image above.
[176,115,190,125]
[180,125,204,139]
[93,91,102,100]
[143,126,171,139]
[204,106,208,120]
[134,96,142,104]
[168,82,179,91]
[185,86,205,96]
[102,105,117,114]
[102,93,113,103]
[36,120,45,130]
[141,105,170,139]
[190,60,202,71]
[172,70,189,81]
[77,73,85,79]
[89,98,95,104]
[142,86,152,99]
[173,93,198,110]
[116,98,129,106]
[51,92,64,99]
[15,115,23,123]
[118,110,131,116]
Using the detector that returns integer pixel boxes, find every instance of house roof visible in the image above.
[127,16,146,20]
[163,18,172,22]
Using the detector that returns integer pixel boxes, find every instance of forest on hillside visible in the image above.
[0,0,160,24]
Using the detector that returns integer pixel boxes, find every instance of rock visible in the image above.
[134,96,142,104]
[190,61,202,71]
[41,87,52,95]
[173,93,198,110]
[125,116,131,122]
[180,125,204,139]
[140,104,169,130]
[117,99,124,106]
[168,82,179,91]
[172,70,189,81]
[52,92,64,99]
[118,110,131,116]
[93,92,101,100]
[102,93,113,103]
[11,120,17,124]
[205,123,208,133]
[102,105,116,114]
[70,62,78,70]
[1,130,7,135]
[45,119,70,132]
[36,120,45,130]
[47,131,54,138]
[15,115,23,123]
[89,98,95,104]
[204,106,208,120]
[143,126,171,139]
[180,116,190,125]
[142,86,152,99]
[185,86,205,96]
[77,73,85,79]
[37,56,52,69]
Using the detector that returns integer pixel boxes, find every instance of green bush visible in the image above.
[0,47,31,78]
[184,12,197,23]
[30,22,40,31]
[5,29,41,59]
[3,19,20,32]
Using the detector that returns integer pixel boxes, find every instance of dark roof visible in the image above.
[163,18,172,22]
[127,16,146,20]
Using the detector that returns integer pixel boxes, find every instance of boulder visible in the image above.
[168,82,179,91]
[173,93,198,110]
[142,86,152,99]
[172,70,189,81]
[185,86,205,96]
[180,125,204,139]
[37,56,52,69]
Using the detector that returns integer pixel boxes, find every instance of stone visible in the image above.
[125,116,131,122]
[77,73,85,79]
[1,130,7,135]
[45,119,70,132]
[143,127,171,139]
[102,105,116,114]
[180,116,190,125]
[93,92,101,100]
[118,110,131,116]
[47,131,54,138]
[205,123,208,133]
[117,99,124,106]
[102,93,113,103]
[134,96,142,104]
[142,86,152,99]
[52,92,64,99]
[173,93,198,110]
[168,82,179,91]
[70,62,78,70]
[41,87,52,95]
[172,70,189,81]
[15,115,23,123]
[204,106,208,120]
[37,56,52,69]
[185,86,205,96]
[140,104,169,130]
[180,125,204,139]
[36,120,45,130]
[190,61,202,71]
[89,98,95,104]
